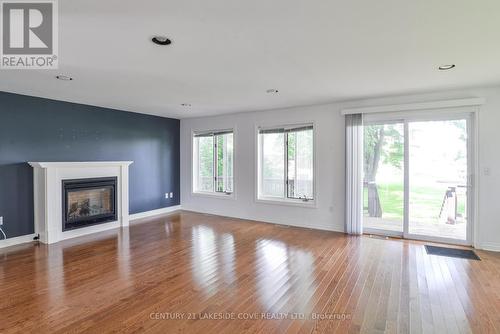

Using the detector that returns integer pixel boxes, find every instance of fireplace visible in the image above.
[62,177,117,231]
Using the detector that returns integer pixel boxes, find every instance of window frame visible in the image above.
[256,122,316,207]
[192,129,234,198]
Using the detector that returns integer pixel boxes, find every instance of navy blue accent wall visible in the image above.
[0,92,180,238]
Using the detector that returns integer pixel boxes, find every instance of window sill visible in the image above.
[191,191,235,200]
[256,197,317,208]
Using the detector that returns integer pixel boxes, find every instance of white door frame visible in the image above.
[363,108,477,246]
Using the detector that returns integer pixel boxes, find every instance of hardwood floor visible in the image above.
[1,211,500,333]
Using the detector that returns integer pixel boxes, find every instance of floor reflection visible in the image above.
[220,233,236,285]
[288,247,315,313]
[255,239,315,313]
[191,225,236,296]
[48,245,65,303]
[118,228,131,280]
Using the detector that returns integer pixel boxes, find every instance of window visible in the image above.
[258,125,314,202]
[193,130,234,194]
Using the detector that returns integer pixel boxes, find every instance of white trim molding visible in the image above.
[341,97,486,115]
[0,234,36,249]
[182,207,344,233]
[129,205,182,221]
[0,205,182,249]
[29,161,133,168]
[479,242,500,252]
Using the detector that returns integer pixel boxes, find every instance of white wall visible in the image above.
[181,103,346,232]
[181,85,500,251]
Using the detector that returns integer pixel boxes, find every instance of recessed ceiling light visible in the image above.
[266,89,279,94]
[56,75,73,81]
[438,64,456,70]
[152,36,172,45]
[181,103,191,107]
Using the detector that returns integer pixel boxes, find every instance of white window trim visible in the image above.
[191,191,235,200]
[254,121,317,208]
[341,97,485,115]
[191,128,236,199]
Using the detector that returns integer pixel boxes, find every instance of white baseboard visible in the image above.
[129,205,182,222]
[182,207,345,233]
[0,233,36,249]
[0,207,182,249]
[479,242,500,252]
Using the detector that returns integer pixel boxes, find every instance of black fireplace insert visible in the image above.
[62,177,117,231]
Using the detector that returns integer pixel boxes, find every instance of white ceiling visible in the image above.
[1,0,500,119]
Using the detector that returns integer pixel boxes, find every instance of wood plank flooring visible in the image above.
[1,211,500,333]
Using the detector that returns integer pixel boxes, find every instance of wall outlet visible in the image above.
[165,193,169,199]
[170,192,174,198]
[0,216,3,225]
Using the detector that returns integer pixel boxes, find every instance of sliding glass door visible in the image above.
[363,122,405,235]
[363,113,473,245]
[407,119,468,241]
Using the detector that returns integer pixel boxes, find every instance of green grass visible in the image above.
[364,182,466,222]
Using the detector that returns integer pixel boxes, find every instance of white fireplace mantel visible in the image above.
[29,161,133,168]
[28,161,133,244]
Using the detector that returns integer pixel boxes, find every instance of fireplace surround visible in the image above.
[29,161,133,244]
